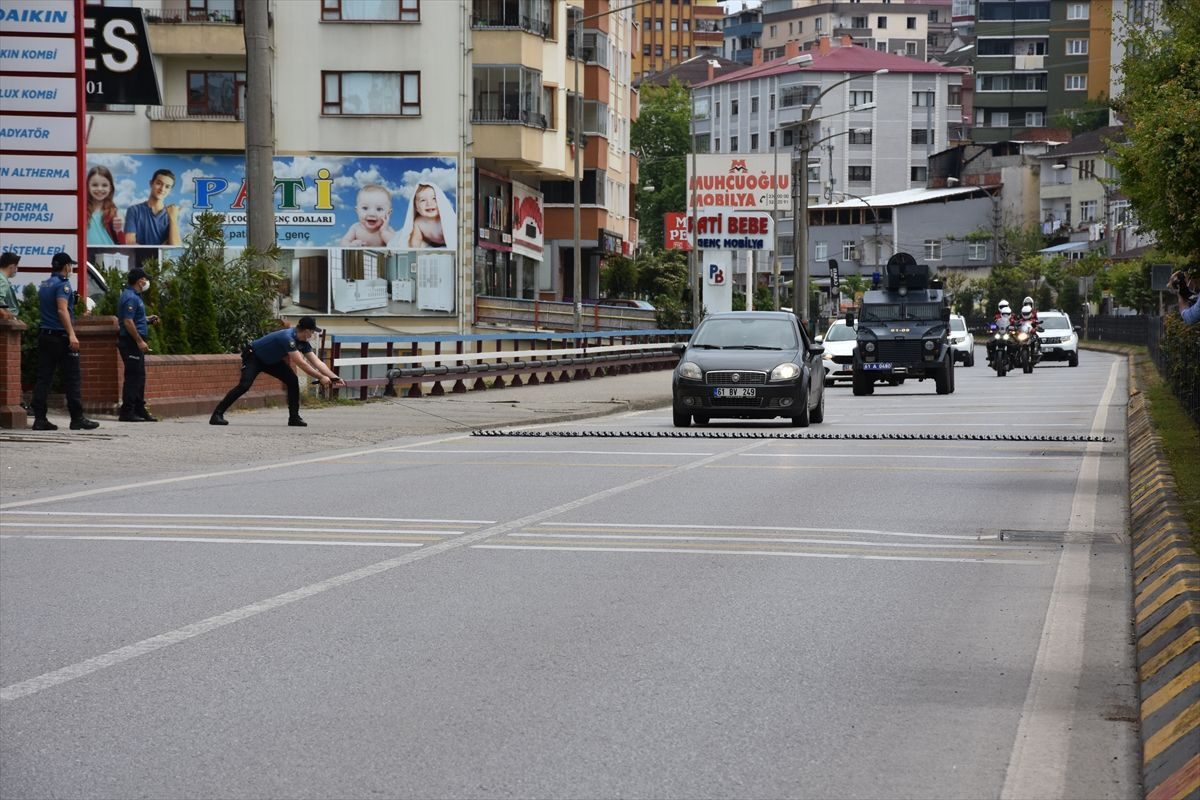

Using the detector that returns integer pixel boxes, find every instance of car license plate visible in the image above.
[713,387,756,398]
[862,362,892,371]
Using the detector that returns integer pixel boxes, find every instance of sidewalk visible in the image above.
[0,371,673,505]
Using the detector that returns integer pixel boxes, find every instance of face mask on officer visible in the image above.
[140,278,151,292]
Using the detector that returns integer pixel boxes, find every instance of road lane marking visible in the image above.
[508,532,1014,550]
[1001,358,1120,800]
[0,440,765,703]
[0,511,493,525]
[539,522,993,541]
[473,543,1044,566]
[0,433,480,510]
[740,453,1082,461]
[0,523,462,537]
[1,535,424,549]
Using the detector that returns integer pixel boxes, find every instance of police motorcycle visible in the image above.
[1013,303,1043,374]
[986,302,1016,377]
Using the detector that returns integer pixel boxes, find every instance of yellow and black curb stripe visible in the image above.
[1126,363,1200,800]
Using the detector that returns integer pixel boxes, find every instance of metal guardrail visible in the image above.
[145,8,243,24]
[328,329,690,400]
[475,296,656,332]
[146,105,243,122]
[1084,314,1199,425]
[1085,314,1154,345]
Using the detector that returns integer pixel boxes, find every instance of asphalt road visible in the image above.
[0,350,1140,800]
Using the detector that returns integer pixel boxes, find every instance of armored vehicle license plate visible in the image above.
[714,387,757,398]
[862,362,893,371]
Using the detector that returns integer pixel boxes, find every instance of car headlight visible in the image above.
[770,362,801,382]
[864,341,876,353]
[923,340,936,351]
[948,336,961,344]
[678,361,702,380]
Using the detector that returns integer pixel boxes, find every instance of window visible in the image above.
[670,18,677,31]
[769,131,775,148]
[323,71,420,116]
[655,44,663,56]
[1079,199,1097,222]
[877,15,887,27]
[815,17,821,31]
[788,22,793,34]
[1067,38,1088,55]
[670,46,678,58]
[912,90,933,107]
[911,129,928,145]
[849,90,873,106]
[968,243,987,261]
[848,165,871,182]
[682,47,690,57]
[750,96,758,113]
[682,20,689,31]
[911,166,927,181]
[1065,74,1087,91]
[655,18,662,30]
[905,41,917,56]
[643,44,651,56]
[188,70,244,116]
[849,129,872,144]
[769,94,775,110]
[730,135,738,151]
[1077,159,1095,179]
[564,96,608,135]
[906,16,916,28]
[782,129,793,147]
[714,101,720,118]
[924,239,942,260]
[842,241,859,261]
[1025,111,1045,127]
[472,66,545,126]
[781,85,820,107]
[851,15,867,28]
[731,99,739,116]
[186,0,242,22]
[814,241,827,260]
[750,133,759,150]
[990,110,1009,127]
[769,24,777,36]
[1067,3,1088,20]
[714,138,720,151]
[693,133,710,152]
[947,84,962,106]
[692,96,710,118]
[470,0,552,34]
[323,0,419,22]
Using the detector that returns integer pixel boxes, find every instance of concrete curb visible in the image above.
[1125,354,1200,800]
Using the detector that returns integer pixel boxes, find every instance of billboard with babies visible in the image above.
[83,153,459,316]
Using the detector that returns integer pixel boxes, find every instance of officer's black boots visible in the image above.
[69,418,99,430]
[209,411,228,426]
[31,419,57,431]
[288,416,307,427]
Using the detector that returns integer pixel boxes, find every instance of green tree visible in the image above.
[601,254,639,298]
[1111,2,1200,260]
[1052,95,1112,135]
[157,271,190,355]
[187,260,221,354]
[631,78,690,251]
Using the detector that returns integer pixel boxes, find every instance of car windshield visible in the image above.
[1040,316,1071,330]
[823,324,857,342]
[860,302,942,322]
[949,317,967,332]
[692,318,798,350]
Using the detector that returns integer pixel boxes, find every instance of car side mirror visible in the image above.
[809,345,824,357]
[814,334,824,343]
[1073,325,1082,334]
[845,311,855,327]
[670,342,687,355]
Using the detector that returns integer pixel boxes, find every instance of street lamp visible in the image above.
[789,68,887,329]
[573,0,649,332]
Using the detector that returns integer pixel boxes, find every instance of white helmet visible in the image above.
[1023,296,1034,306]
[998,299,1010,312]
[1021,304,1033,318]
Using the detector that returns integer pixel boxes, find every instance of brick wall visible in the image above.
[0,317,26,429]
[76,317,122,414]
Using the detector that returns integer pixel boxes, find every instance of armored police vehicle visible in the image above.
[847,253,955,395]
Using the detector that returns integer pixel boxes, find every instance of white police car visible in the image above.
[816,319,857,385]
[1036,310,1080,367]
[948,314,975,366]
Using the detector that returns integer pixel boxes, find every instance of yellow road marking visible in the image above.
[1141,662,1200,720]
[1144,701,1200,765]
[1140,628,1200,682]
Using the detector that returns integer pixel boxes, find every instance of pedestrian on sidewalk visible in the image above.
[0,253,20,320]
[117,267,160,422]
[210,317,345,427]
[31,253,99,431]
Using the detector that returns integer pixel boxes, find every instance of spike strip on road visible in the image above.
[471,430,1114,443]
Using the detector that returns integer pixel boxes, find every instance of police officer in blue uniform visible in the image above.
[117,267,160,422]
[31,252,99,431]
[209,316,344,427]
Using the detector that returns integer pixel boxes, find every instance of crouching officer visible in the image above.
[31,252,99,431]
[117,268,160,421]
[209,316,345,427]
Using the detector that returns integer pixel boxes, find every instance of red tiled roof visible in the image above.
[698,46,961,88]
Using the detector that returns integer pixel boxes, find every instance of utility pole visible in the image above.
[244,1,275,261]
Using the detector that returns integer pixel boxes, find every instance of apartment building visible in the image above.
[722,5,763,65]
[632,0,724,80]
[758,1,946,62]
[971,0,1111,143]
[78,0,639,332]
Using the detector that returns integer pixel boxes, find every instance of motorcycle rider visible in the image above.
[1021,295,1039,324]
[994,300,1013,327]
[1017,302,1042,367]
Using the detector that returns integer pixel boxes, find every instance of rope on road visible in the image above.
[472,430,1114,442]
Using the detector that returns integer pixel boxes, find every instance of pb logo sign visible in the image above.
[707,263,726,285]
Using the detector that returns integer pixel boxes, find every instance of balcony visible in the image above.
[147,9,246,56]
[471,13,550,38]
[147,105,244,150]
[1014,54,1045,70]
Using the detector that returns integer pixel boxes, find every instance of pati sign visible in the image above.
[692,210,774,251]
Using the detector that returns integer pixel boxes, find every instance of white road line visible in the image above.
[2,535,423,549]
[508,532,1007,549]
[473,543,1044,566]
[0,433,477,510]
[861,410,1089,417]
[1000,358,1120,800]
[741,453,1081,461]
[0,440,763,703]
[382,449,712,457]
[0,523,459,536]
[0,511,493,524]
[540,521,990,541]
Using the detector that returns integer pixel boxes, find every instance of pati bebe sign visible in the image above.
[686,154,792,214]
[692,210,774,251]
